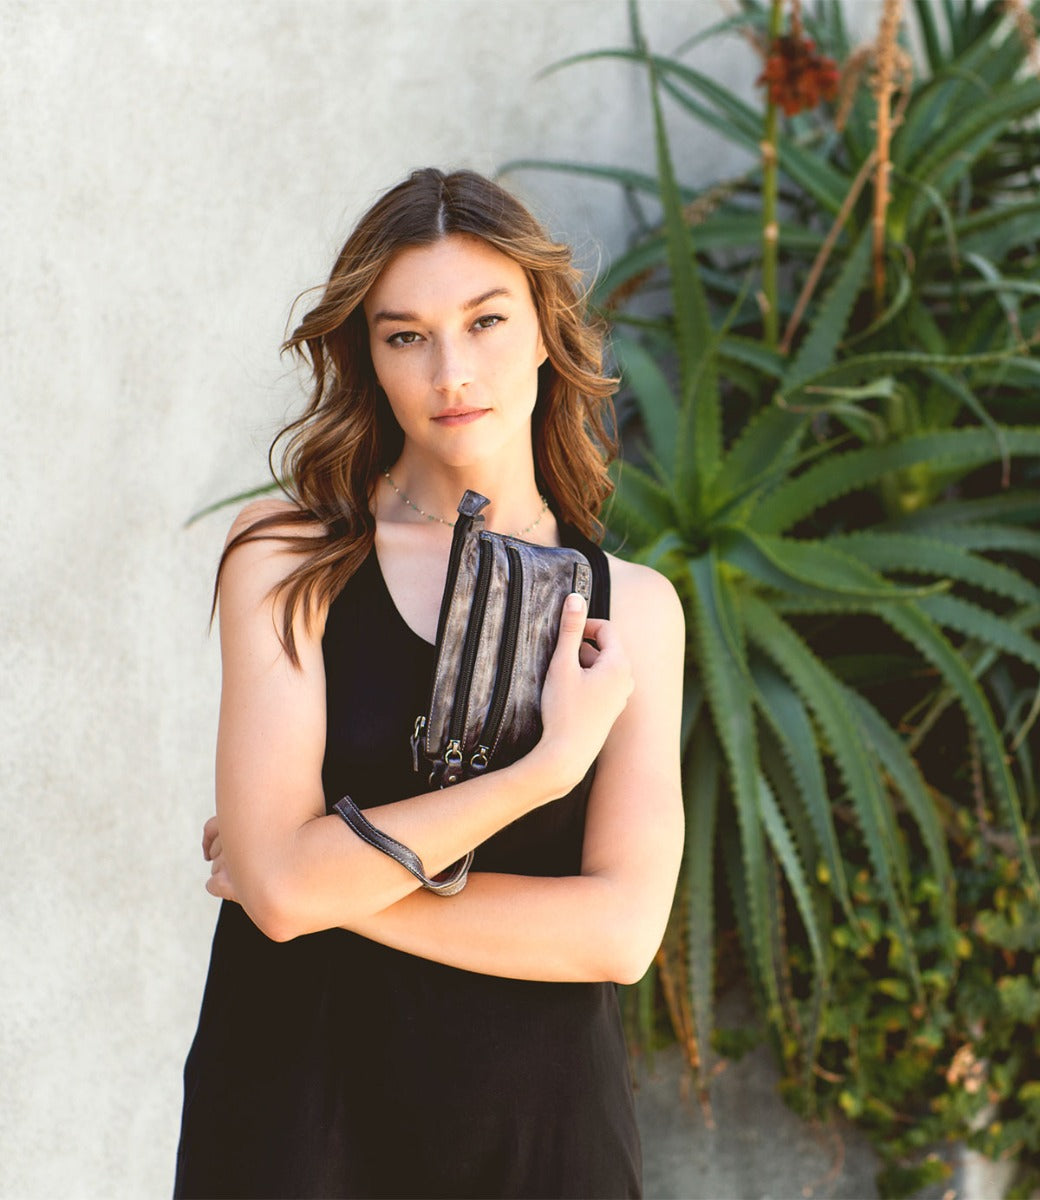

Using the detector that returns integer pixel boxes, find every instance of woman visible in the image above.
[175,167,684,1199]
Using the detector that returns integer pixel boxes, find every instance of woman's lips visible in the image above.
[432,408,490,427]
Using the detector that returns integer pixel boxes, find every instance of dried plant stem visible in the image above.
[780,149,876,355]
[1003,0,1040,76]
[1009,684,1040,753]
[654,945,701,1075]
[871,0,904,314]
[761,0,785,347]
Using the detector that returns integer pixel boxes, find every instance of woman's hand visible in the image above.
[202,814,238,903]
[535,593,634,794]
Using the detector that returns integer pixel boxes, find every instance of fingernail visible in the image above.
[565,592,586,613]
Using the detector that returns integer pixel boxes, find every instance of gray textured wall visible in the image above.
[1,1,877,1195]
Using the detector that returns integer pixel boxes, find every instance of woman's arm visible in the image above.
[339,561,686,984]
[210,502,633,943]
[210,546,685,982]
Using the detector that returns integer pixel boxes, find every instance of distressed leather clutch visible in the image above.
[411,489,593,789]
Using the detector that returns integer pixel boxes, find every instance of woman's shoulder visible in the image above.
[218,499,330,621]
[604,552,685,640]
[224,497,324,547]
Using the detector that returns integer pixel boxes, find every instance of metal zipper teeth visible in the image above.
[446,536,493,748]
[433,511,474,651]
[477,544,523,762]
[422,508,477,760]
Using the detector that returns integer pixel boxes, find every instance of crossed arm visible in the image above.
[205,510,685,984]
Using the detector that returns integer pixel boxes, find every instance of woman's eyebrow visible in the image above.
[370,287,513,326]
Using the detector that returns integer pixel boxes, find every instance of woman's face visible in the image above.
[363,234,547,471]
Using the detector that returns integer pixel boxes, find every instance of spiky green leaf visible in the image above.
[710,407,808,511]
[606,460,676,545]
[917,593,1040,674]
[758,427,1040,535]
[688,554,777,1018]
[757,771,826,978]
[782,226,872,391]
[751,657,854,922]
[833,531,1040,607]
[778,348,1026,408]
[684,720,719,1087]
[888,491,1040,531]
[922,523,1040,557]
[612,335,678,470]
[742,594,920,991]
[638,23,720,514]
[719,527,946,602]
[843,689,955,932]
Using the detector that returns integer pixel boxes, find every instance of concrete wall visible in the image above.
[1,2,881,1196]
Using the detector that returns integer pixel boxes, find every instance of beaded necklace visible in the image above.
[382,469,549,538]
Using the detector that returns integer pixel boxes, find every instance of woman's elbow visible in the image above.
[238,873,311,943]
[241,871,375,942]
[597,908,662,985]
[243,896,298,943]
[256,911,302,944]
[605,943,657,986]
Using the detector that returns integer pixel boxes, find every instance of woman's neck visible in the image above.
[379,452,552,540]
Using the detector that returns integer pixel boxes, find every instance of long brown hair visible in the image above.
[217,167,618,665]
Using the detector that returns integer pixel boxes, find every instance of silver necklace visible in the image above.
[382,469,550,538]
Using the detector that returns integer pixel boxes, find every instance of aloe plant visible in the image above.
[508,0,1040,1095]
[508,0,1040,443]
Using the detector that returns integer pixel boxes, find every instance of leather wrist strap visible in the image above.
[333,796,473,897]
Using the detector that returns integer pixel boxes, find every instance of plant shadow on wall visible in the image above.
[503,0,1040,1195]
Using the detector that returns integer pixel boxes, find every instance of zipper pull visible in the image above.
[457,490,491,522]
[410,715,426,773]
[470,745,490,773]
[440,740,466,787]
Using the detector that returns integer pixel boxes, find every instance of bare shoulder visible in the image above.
[605,552,685,644]
[224,497,317,547]
[219,498,327,632]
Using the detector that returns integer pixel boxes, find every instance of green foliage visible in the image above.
[518,1,1040,1185]
[809,828,1040,1198]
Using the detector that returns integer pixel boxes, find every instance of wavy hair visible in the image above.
[216,167,618,665]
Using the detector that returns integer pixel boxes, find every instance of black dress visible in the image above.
[174,526,642,1199]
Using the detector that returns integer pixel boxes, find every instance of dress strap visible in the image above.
[559,524,611,621]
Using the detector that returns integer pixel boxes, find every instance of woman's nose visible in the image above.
[432,338,473,393]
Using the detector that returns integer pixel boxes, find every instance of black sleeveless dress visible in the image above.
[174,527,642,1199]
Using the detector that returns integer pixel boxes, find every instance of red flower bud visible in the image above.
[756,32,840,116]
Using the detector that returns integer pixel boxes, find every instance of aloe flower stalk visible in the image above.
[757,0,840,347]
[871,0,904,313]
[760,0,785,347]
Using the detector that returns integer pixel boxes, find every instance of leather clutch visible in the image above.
[411,490,593,789]
[333,490,592,897]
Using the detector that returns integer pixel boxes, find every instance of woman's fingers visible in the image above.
[577,617,620,657]
[205,871,228,899]
[578,640,599,669]
[202,814,237,901]
[202,815,219,860]
[538,599,635,790]
[553,592,589,656]
[205,849,237,902]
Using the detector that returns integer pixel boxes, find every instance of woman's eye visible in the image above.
[387,330,422,347]
[473,314,504,331]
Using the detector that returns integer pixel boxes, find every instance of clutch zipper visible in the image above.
[412,493,489,776]
[432,500,479,651]
[444,535,493,756]
[410,715,426,773]
[469,544,523,773]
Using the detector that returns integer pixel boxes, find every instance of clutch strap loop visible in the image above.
[333,796,473,897]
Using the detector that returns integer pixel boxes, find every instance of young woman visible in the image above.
[174,167,684,1199]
